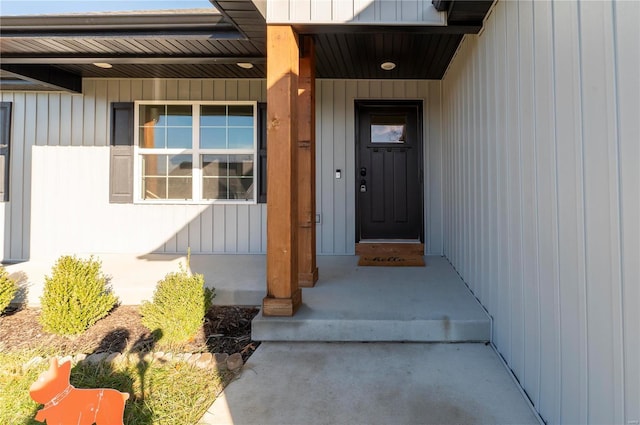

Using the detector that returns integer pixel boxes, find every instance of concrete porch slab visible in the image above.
[6,254,489,344]
[253,256,490,342]
[199,342,540,425]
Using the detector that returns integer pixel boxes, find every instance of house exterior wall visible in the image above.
[441,1,639,424]
[316,79,443,255]
[3,78,443,260]
[4,79,268,260]
[1,91,32,261]
[267,0,445,25]
[0,204,6,260]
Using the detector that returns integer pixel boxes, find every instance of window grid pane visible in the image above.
[202,154,254,200]
[139,105,193,149]
[141,154,193,200]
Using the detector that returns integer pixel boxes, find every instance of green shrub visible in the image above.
[39,255,118,336]
[141,262,214,347]
[0,266,18,314]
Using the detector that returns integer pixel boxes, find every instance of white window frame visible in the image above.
[133,100,258,204]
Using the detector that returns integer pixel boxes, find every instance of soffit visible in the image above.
[0,1,493,90]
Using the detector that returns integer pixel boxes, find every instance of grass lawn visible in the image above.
[0,349,234,425]
[0,304,258,425]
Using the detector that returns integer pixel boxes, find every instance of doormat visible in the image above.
[357,255,425,267]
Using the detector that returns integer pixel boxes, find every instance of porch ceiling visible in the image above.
[0,0,493,91]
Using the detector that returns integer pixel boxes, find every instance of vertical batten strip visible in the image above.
[613,1,640,422]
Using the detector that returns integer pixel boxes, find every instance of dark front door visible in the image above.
[356,101,423,241]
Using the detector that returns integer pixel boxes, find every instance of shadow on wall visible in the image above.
[8,270,29,310]
[136,202,267,261]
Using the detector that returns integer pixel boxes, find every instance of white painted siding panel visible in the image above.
[579,2,626,423]
[315,79,443,255]
[615,1,640,422]
[267,0,445,25]
[0,204,5,261]
[426,82,443,255]
[504,0,524,380]
[0,93,31,261]
[29,144,272,258]
[441,1,640,424]
[552,1,588,422]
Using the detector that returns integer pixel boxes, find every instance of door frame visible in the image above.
[354,99,424,244]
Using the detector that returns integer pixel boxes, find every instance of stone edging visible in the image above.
[23,351,244,372]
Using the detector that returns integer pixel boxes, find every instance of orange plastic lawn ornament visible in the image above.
[29,357,129,425]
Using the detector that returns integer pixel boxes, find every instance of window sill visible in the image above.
[133,199,258,206]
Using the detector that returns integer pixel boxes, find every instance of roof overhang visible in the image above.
[0,0,494,91]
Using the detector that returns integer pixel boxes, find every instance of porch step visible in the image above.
[252,256,491,343]
[252,311,490,342]
[356,242,425,267]
[355,242,424,256]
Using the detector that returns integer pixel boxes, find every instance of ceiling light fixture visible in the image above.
[380,61,396,71]
[93,62,113,69]
[237,62,254,69]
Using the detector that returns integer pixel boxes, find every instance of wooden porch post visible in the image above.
[297,35,319,287]
[263,25,301,316]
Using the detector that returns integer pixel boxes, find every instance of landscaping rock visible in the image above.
[59,355,73,365]
[226,353,243,371]
[187,353,200,365]
[74,353,87,363]
[86,352,107,364]
[196,352,213,368]
[214,353,229,370]
[106,352,122,363]
[162,352,173,362]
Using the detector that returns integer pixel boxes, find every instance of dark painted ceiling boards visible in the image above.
[314,32,464,80]
[0,0,494,91]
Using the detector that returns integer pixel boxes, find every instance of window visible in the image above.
[135,101,257,203]
[0,102,11,202]
[371,115,406,144]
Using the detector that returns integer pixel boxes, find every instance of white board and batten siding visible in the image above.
[6,78,444,259]
[441,1,639,424]
[267,0,446,25]
[1,91,35,261]
[9,79,269,260]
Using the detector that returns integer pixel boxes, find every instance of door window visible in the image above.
[371,115,406,143]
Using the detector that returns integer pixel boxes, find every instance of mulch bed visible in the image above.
[0,305,260,362]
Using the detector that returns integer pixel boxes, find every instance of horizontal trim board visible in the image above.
[0,57,266,65]
[290,23,481,35]
[0,13,227,31]
[1,30,244,40]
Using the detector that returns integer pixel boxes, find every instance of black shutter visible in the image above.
[109,102,134,203]
[257,102,267,203]
[0,102,11,202]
